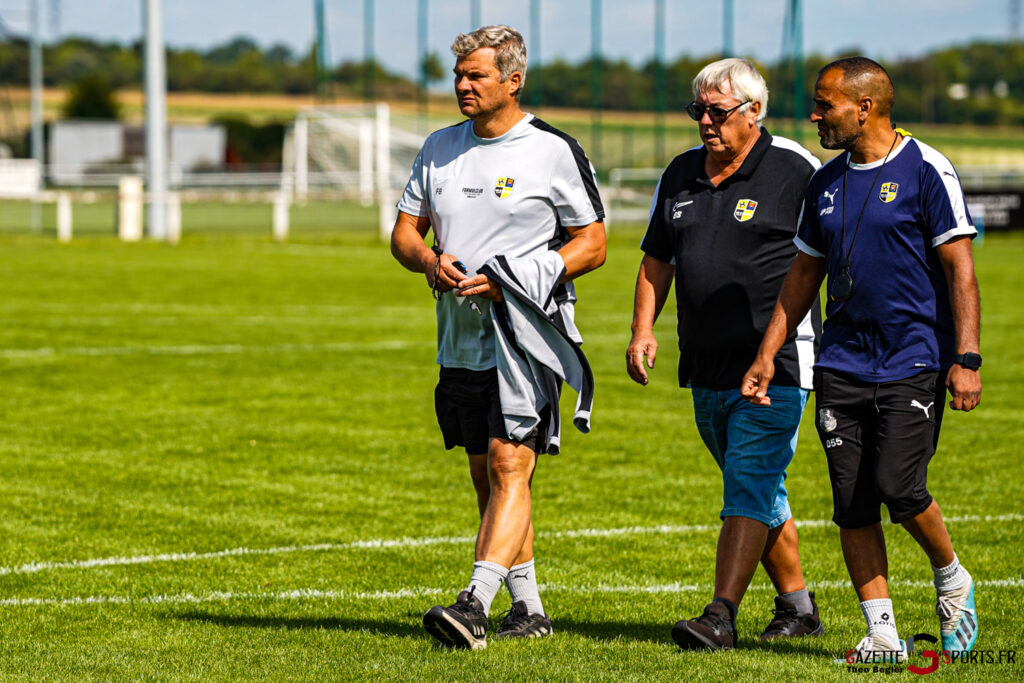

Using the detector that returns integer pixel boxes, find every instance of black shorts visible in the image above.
[434,367,549,455]
[814,368,946,528]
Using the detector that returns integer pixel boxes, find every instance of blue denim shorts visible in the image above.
[691,385,809,528]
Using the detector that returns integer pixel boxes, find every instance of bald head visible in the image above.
[819,57,894,118]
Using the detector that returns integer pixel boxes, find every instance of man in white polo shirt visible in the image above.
[390,24,605,649]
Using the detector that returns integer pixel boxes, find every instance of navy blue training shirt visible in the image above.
[795,136,976,383]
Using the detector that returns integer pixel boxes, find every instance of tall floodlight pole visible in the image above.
[314,0,328,101]
[722,0,734,57]
[790,0,804,141]
[144,0,168,240]
[654,0,665,167]
[591,0,601,172]
[364,0,375,102]
[29,0,43,232]
[418,0,428,132]
[471,0,481,28]
[528,0,540,111]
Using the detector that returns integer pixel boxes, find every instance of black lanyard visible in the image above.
[828,133,900,303]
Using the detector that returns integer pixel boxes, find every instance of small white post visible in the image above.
[118,176,144,242]
[273,192,290,242]
[56,192,72,242]
[166,191,181,244]
[375,102,391,204]
[359,119,374,207]
[294,116,309,201]
[378,190,396,241]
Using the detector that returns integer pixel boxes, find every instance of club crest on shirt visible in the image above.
[733,198,757,222]
[879,182,899,203]
[819,408,838,433]
[494,177,515,199]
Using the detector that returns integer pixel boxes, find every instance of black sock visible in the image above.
[712,597,738,629]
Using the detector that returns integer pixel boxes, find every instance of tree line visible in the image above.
[0,35,1022,125]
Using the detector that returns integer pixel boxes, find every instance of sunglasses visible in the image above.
[686,100,751,122]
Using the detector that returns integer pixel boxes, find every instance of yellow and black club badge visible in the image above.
[494,177,515,199]
[879,182,899,203]
[734,198,758,222]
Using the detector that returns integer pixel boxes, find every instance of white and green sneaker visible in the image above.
[937,570,978,652]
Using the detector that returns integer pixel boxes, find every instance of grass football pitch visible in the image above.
[0,220,1021,681]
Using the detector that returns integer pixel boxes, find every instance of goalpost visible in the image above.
[286,103,425,239]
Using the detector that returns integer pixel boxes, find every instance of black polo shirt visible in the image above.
[641,129,822,390]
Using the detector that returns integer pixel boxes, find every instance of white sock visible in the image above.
[505,559,545,616]
[861,598,899,645]
[933,554,967,593]
[467,561,508,615]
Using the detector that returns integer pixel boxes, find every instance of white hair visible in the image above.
[691,58,768,122]
[451,25,528,100]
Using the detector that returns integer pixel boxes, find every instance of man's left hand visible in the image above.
[456,274,504,301]
[946,365,982,412]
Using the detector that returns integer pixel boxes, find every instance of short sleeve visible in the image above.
[794,184,826,258]
[639,176,674,264]
[396,145,427,217]
[920,162,976,247]
[550,142,604,227]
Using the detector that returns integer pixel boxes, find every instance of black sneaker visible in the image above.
[671,601,737,651]
[423,589,489,650]
[759,592,825,641]
[495,600,553,639]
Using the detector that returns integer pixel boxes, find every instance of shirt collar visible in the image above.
[845,134,911,170]
[730,127,772,178]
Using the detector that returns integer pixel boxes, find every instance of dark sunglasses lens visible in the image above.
[687,102,729,121]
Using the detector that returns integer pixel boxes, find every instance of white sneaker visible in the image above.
[937,569,978,652]
[852,634,908,663]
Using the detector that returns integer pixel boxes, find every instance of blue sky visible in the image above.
[10,0,1014,76]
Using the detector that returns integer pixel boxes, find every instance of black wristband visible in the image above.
[430,245,443,258]
[953,352,982,371]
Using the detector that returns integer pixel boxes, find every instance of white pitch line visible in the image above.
[0,339,429,360]
[2,578,1021,609]
[1,513,1019,579]
[0,587,445,608]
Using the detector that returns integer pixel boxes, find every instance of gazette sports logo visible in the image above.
[495,177,515,198]
[839,633,1017,676]
[879,182,900,203]
[733,198,757,222]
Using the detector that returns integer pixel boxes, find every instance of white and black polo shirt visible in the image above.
[399,114,604,371]
[641,129,821,390]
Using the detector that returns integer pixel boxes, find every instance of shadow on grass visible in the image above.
[552,617,667,644]
[739,636,833,657]
[555,617,832,656]
[169,611,424,639]
[168,611,831,655]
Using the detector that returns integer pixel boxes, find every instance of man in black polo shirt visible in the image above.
[627,58,823,651]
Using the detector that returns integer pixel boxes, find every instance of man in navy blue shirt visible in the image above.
[742,57,981,660]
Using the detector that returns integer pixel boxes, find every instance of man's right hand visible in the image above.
[740,356,775,405]
[626,331,658,385]
[425,252,466,294]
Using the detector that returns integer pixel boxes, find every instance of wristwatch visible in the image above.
[952,352,982,371]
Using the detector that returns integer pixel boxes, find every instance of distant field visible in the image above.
[0,224,1021,680]
[7,88,1024,172]
[0,197,380,240]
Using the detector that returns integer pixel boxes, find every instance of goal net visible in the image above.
[286,104,425,211]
